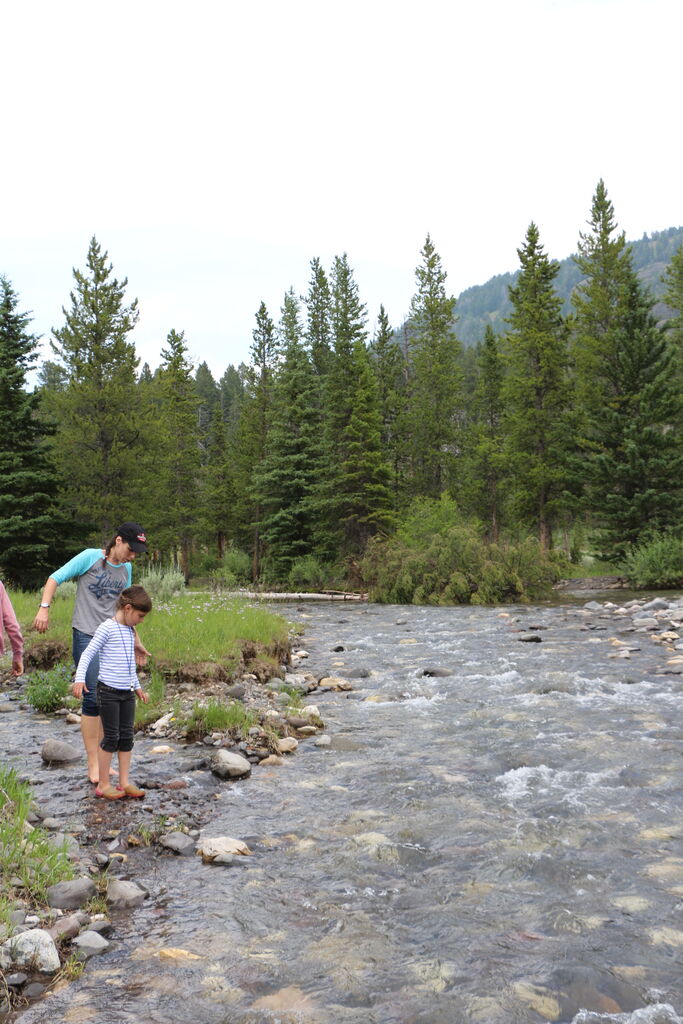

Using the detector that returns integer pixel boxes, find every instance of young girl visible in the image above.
[74,585,152,800]
[0,580,24,677]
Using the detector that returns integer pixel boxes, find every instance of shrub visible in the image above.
[287,555,332,591]
[361,498,565,605]
[138,565,185,603]
[621,534,683,589]
[25,664,73,713]
[210,549,252,592]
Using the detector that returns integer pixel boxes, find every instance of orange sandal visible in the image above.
[117,783,145,799]
[95,784,124,800]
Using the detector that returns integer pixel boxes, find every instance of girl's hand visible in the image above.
[11,657,23,677]
[72,681,88,698]
[136,688,149,704]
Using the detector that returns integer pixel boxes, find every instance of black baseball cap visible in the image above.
[117,522,148,553]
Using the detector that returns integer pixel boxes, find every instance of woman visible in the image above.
[32,522,150,785]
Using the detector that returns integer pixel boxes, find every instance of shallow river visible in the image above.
[13,597,683,1024]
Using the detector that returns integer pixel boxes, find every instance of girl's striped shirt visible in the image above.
[74,618,140,691]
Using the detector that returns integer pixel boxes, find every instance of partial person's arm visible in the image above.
[1,584,24,675]
[73,621,110,695]
[32,577,59,633]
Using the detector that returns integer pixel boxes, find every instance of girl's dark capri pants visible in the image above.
[97,683,136,753]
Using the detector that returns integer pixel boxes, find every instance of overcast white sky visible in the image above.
[3,0,682,379]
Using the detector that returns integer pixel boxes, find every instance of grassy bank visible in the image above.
[8,591,291,672]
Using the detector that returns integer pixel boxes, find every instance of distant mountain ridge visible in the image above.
[453,225,683,347]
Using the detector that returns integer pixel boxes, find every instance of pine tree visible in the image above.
[403,235,463,498]
[50,237,144,535]
[572,179,634,420]
[305,257,333,378]
[502,223,571,549]
[314,256,393,559]
[201,403,238,559]
[0,278,70,587]
[663,243,683,367]
[155,330,200,578]
[255,290,322,576]
[232,303,277,578]
[369,305,406,502]
[194,361,220,462]
[462,326,506,541]
[219,364,245,434]
[582,275,683,559]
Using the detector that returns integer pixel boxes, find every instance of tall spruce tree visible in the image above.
[462,326,506,541]
[194,361,220,462]
[156,329,200,579]
[255,289,322,577]
[0,278,68,586]
[305,257,333,378]
[572,180,634,420]
[663,243,683,374]
[314,256,393,558]
[502,223,570,549]
[201,403,237,559]
[581,274,683,559]
[370,305,406,503]
[403,235,463,498]
[233,303,277,578]
[50,237,143,535]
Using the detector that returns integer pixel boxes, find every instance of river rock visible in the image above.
[276,737,299,754]
[106,879,148,909]
[314,735,331,747]
[46,878,96,910]
[419,667,454,677]
[210,749,251,779]
[225,683,246,700]
[40,738,80,764]
[46,914,83,942]
[259,754,285,765]
[632,617,659,629]
[642,598,671,612]
[319,676,353,690]
[159,832,196,856]
[72,930,110,958]
[1,929,60,973]
[196,837,252,863]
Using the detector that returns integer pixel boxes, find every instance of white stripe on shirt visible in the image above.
[74,618,139,690]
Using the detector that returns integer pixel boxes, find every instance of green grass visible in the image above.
[0,764,75,906]
[183,698,257,739]
[12,591,291,668]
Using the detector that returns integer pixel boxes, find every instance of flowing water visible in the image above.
[11,597,683,1024]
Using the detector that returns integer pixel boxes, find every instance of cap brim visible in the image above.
[128,542,148,553]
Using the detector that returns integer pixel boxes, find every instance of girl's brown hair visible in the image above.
[116,586,152,613]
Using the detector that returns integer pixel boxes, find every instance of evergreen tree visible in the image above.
[572,179,634,420]
[403,235,463,498]
[663,243,683,363]
[314,256,393,558]
[502,223,570,549]
[50,237,144,535]
[461,326,506,540]
[255,290,322,576]
[369,305,406,502]
[582,275,683,560]
[305,257,333,377]
[156,329,200,579]
[0,278,69,587]
[219,364,245,434]
[201,403,238,559]
[194,361,220,462]
[232,303,277,578]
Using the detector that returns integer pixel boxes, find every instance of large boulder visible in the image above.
[1,929,60,974]
[41,739,80,764]
[106,879,148,909]
[210,749,251,779]
[46,878,96,910]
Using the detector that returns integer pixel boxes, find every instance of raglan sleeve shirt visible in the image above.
[74,619,140,690]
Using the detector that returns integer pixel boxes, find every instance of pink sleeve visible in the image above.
[0,583,24,659]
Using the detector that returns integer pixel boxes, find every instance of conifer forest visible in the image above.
[2,181,683,602]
